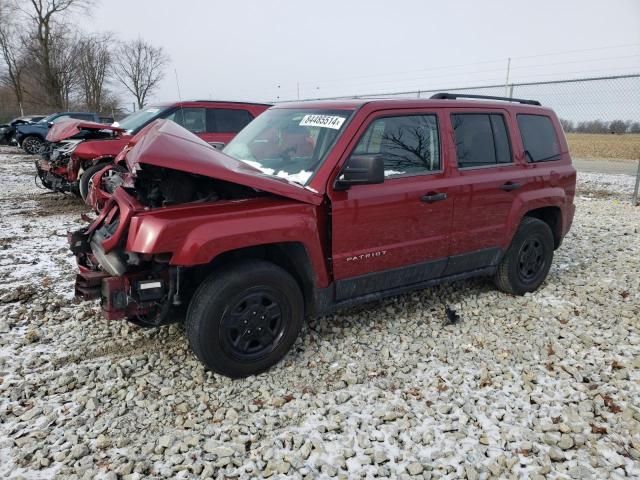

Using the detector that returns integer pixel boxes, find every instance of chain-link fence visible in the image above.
[302,74,640,123]
[300,73,640,204]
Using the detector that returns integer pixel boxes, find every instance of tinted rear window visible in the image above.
[517,114,560,162]
[452,113,512,168]
[206,109,253,133]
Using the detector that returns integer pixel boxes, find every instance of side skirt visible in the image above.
[313,265,497,317]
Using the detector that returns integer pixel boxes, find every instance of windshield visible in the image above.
[39,114,58,123]
[223,108,352,185]
[115,106,167,133]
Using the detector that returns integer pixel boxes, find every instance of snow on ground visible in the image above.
[0,147,639,479]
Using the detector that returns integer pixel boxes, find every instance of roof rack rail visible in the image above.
[430,92,541,106]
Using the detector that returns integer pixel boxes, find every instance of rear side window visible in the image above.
[353,114,440,178]
[517,114,560,162]
[166,108,206,133]
[206,109,253,133]
[452,113,512,168]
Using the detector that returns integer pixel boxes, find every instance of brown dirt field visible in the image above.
[566,133,640,160]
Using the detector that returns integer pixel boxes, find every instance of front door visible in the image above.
[328,112,454,301]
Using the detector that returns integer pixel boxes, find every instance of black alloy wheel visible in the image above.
[517,235,546,282]
[220,289,286,360]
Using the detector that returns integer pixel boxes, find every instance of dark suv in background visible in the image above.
[0,115,46,145]
[17,112,114,154]
[40,100,270,201]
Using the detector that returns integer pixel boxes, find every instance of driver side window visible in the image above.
[354,114,440,178]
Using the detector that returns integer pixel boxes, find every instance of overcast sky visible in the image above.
[93,0,640,106]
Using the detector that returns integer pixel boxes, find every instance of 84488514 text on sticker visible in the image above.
[299,114,346,130]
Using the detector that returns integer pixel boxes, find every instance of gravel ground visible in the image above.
[1,146,639,479]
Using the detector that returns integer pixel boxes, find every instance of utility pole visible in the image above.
[297,82,300,100]
[505,57,511,96]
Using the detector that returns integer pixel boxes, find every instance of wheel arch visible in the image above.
[524,206,563,249]
[504,189,566,250]
[189,242,318,316]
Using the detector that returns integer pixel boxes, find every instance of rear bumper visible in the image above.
[564,202,576,236]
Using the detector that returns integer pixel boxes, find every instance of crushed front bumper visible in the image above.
[72,245,172,322]
[68,195,176,325]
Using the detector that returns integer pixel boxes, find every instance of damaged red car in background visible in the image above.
[37,101,270,199]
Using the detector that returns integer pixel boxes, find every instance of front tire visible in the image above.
[494,217,554,295]
[22,135,44,155]
[186,260,304,378]
[79,162,109,201]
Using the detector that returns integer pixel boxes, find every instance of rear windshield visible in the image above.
[517,114,561,162]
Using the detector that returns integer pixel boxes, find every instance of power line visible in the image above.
[298,43,640,87]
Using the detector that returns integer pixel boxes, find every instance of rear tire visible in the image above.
[186,260,304,378]
[494,217,554,295]
[22,135,44,155]
[79,162,109,201]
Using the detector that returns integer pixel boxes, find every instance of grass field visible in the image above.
[566,133,640,160]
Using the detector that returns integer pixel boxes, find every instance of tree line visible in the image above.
[560,118,640,134]
[0,0,169,121]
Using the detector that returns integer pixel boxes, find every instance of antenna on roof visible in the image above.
[174,69,183,101]
[174,68,185,127]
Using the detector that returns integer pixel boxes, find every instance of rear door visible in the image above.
[203,108,254,148]
[165,107,207,138]
[445,109,530,274]
[328,110,454,301]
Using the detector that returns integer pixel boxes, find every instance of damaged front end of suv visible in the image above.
[37,121,124,195]
[68,119,323,328]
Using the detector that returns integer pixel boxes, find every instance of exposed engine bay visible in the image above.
[35,140,84,192]
[125,164,262,208]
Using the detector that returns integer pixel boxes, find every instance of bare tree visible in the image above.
[559,118,574,133]
[23,0,88,108]
[77,33,112,111]
[112,38,169,109]
[49,27,81,109]
[0,1,28,115]
[609,120,629,134]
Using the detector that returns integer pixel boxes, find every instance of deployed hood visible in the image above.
[125,119,323,205]
[46,119,124,142]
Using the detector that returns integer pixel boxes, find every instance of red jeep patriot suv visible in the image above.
[70,93,576,378]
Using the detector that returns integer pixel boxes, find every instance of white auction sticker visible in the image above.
[299,114,345,130]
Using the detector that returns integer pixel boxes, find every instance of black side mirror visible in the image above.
[334,154,384,191]
[47,122,53,128]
